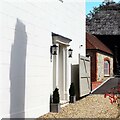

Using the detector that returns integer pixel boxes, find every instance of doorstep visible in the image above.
[60,100,69,107]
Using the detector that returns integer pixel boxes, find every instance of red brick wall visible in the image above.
[87,50,97,82]
[87,50,113,82]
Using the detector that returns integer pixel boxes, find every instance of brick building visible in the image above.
[86,2,120,74]
[86,33,113,82]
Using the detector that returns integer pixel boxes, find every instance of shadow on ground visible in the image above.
[92,78,120,94]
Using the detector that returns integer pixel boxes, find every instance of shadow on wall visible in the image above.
[10,19,27,118]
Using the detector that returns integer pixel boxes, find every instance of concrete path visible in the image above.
[92,77,120,94]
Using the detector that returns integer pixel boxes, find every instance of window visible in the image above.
[104,60,110,76]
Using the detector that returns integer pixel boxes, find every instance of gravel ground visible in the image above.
[39,94,119,118]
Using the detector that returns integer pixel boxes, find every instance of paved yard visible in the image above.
[38,95,118,118]
[38,78,120,119]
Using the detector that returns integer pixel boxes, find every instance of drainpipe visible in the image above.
[114,45,120,76]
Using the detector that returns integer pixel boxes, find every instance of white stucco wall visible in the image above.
[0,0,85,118]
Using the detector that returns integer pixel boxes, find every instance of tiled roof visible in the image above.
[86,33,113,55]
[86,3,120,35]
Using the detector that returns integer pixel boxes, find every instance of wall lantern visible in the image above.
[68,48,73,58]
[50,44,58,55]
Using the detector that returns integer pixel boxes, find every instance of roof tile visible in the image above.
[86,32,113,55]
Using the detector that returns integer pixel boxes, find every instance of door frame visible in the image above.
[52,33,72,101]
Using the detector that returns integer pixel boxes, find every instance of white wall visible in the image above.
[0,0,85,118]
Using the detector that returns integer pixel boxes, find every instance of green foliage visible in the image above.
[69,82,75,96]
[86,0,117,20]
[86,6,101,20]
[53,88,60,103]
[103,0,115,5]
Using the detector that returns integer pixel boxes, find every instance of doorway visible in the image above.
[52,33,72,102]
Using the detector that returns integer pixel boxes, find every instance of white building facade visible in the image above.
[0,0,85,118]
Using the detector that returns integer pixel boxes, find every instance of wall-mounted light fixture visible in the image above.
[68,48,73,58]
[50,45,73,62]
[50,44,58,62]
[50,44,58,55]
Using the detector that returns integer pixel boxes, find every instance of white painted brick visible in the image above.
[0,0,85,118]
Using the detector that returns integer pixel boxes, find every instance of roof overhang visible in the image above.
[52,33,72,46]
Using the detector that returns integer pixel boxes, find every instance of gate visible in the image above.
[79,54,91,97]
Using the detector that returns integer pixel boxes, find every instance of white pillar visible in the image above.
[56,43,59,88]
[63,47,66,100]
[53,55,56,91]
[64,47,68,100]
[53,43,59,90]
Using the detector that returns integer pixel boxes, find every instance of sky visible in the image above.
[86,0,120,15]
